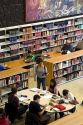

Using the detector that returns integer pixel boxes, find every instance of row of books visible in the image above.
[7,30,20,36]
[10,43,21,50]
[23,36,77,47]
[0,19,83,42]
[0,73,28,88]
[7,30,20,43]
[21,19,83,34]
[0,49,24,59]
[0,36,82,59]
[0,81,28,97]
[0,19,83,61]
[53,57,83,71]
[0,26,82,48]
[8,36,19,43]
[63,71,81,81]
[23,36,82,51]
[53,64,83,78]
[16,81,28,90]
[56,71,82,82]
[21,29,83,41]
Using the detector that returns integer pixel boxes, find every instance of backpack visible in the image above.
[37,65,47,76]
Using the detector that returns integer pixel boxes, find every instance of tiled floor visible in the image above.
[12,76,83,125]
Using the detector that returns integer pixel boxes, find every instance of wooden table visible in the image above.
[0,67,29,79]
[17,88,76,113]
[45,50,83,64]
[48,109,83,125]
[5,59,35,68]
[0,59,35,80]
[47,52,62,59]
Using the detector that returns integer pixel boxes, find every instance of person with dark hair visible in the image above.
[0,108,9,125]
[35,56,42,64]
[29,94,50,125]
[24,47,35,63]
[8,87,28,118]
[48,79,60,96]
[34,58,47,90]
[8,87,19,107]
[61,40,74,54]
[29,95,42,116]
[62,89,79,105]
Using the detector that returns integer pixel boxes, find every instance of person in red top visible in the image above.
[0,108,9,125]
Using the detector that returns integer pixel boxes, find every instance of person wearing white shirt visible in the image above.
[62,89,79,113]
[62,89,79,105]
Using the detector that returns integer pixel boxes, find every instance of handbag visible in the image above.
[54,104,66,111]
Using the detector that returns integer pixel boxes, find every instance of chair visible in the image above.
[5,102,18,123]
[25,111,41,125]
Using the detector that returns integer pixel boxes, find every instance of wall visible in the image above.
[0,0,25,28]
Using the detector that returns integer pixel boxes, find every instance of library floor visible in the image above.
[12,76,83,125]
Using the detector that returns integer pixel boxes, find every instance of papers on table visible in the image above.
[53,108,60,111]
[30,88,49,95]
[64,99,69,104]
[43,95,52,99]
[30,88,39,92]
[19,97,27,101]
[40,90,49,95]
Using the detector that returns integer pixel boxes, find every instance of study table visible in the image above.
[17,88,76,119]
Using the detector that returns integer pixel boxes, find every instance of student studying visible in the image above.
[61,40,74,54]
[7,87,28,123]
[25,94,50,125]
[48,79,60,96]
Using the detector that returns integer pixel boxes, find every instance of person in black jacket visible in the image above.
[26,94,50,125]
[8,87,28,118]
[61,40,74,54]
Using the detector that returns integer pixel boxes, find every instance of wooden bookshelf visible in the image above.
[0,15,83,63]
[0,67,29,79]
[5,59,35,68]
[44,50,83,86]
[0,59,33,104]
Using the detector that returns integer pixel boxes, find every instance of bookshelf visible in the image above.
[44,50,83,86]
[0,67,29,104]
[0,15,83,63]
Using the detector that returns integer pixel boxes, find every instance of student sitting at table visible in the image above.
[62,89,79,105]
[61,40,74,54]
[28,94,50,125]
[24,48,35,63]
[0,108,9,125]
[48,79,60,96]
[8,87,28,118]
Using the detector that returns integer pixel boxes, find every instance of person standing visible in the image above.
[34,58,47,90]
